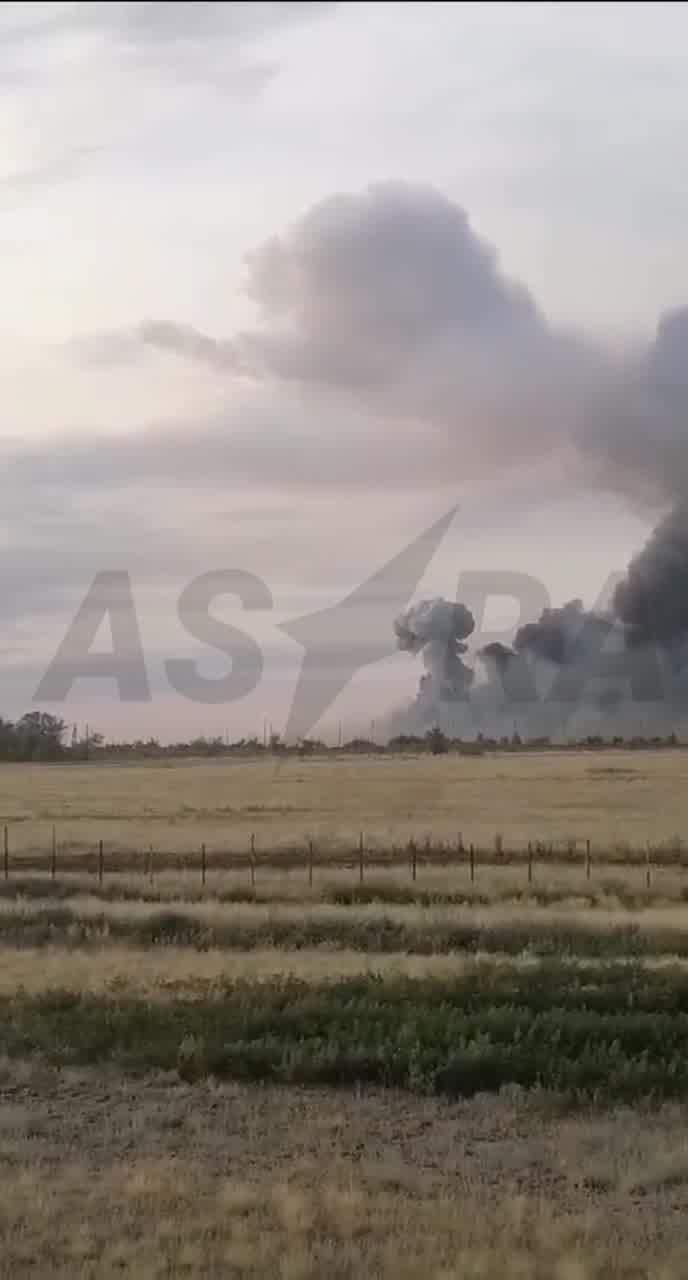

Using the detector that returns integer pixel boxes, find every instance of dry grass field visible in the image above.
[3,1063,688,1278]
[3,751,688,1275]
[1,1062,688,1278]
[2,749,688,862]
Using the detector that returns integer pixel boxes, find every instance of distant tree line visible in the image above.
[0,715,681,763]
[0,713,103,762]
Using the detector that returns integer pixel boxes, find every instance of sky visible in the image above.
[2,0,688,742]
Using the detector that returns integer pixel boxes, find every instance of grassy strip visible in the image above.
[0,945,515,997]
[4,963,688,1100]
[3,901,688,957]
[9,843,688,871]
[325,880,688,911]
[0,874,684,912]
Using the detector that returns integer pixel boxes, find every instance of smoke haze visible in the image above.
[134,184,688,510]
[75,183,688,738]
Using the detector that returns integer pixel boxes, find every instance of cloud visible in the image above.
[0,2,336,89]
[0,1,338,204]
[0,143,108,202]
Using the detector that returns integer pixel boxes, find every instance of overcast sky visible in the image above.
[3,0,688,741]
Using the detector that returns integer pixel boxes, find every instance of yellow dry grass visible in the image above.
[4,945,688,1001]
[3,892,688,935]
[1,749,688,857]
[4,859,682,904]
[2,1065,688,1278]
[5,1161,685,1279]
[0,945,543,997]
[2,749,687,1275]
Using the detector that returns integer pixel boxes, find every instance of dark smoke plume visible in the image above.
[514,600,615,667]
[478,641,515,671]
[476,641,538,712]
[393,555,688,739]
[394,597,474,723]
[613,504,688,650]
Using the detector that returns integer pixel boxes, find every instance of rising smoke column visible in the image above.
[613,504,688,650]
[510,599,631,732]
[394,597,475,724]
[392,577,688,739]
[477,641,536,709]
[513,600,616,667]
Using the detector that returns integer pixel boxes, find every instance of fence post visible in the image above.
[250,833,256,887]
[458,832,464,856]
[527,840,533,884]
[3,826,7,882]
[51,825,57,880]
[646,843,652,890]
[149,844,154,886]
[410,839,417,882]
[586,838,591,881]
[201,842,206,887]
[359,831,364,883]
[469,842,475,883]
[98,839,104,886]
[308,838,314,887]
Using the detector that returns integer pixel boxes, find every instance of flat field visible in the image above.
[1,749,688,863]
[2,751,688,1275]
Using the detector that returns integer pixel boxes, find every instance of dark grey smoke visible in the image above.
[392,567,688,738]
[476,641,538,712]
[478,641,515,670]
[613,504,688,650]
[514,599,615,667]
[394,597,474,722]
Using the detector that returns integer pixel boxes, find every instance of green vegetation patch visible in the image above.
[3,902,688,959]
[4,963,688,1102]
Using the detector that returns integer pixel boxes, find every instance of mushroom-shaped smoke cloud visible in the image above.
[394,597,474,722]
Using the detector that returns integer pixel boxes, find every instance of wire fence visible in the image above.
[0,824,671,889]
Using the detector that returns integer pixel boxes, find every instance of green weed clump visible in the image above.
[3,963,688,1102]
